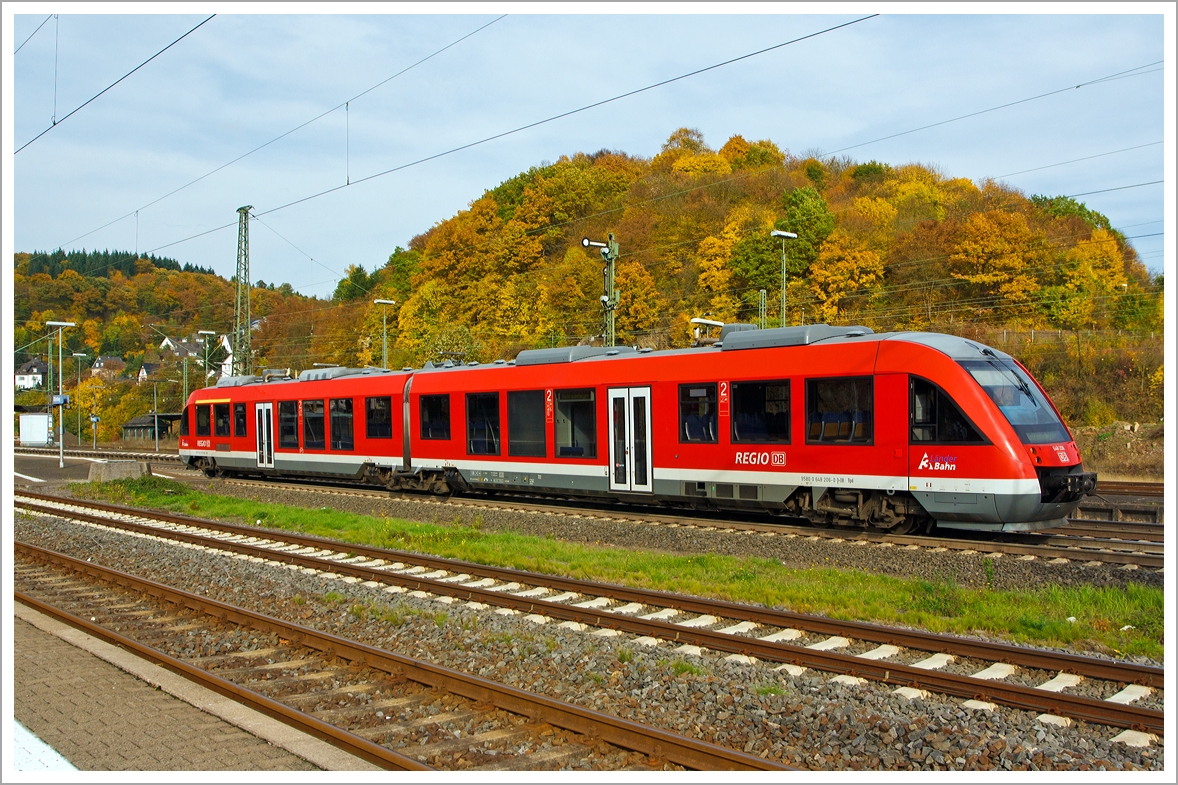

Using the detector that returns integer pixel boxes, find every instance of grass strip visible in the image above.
[67,477,1163,660]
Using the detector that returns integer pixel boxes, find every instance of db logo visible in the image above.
[771,452,786,466]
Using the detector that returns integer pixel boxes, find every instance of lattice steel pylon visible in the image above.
[233,206,253,377]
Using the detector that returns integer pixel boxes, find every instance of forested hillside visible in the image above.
[14,128,1165,429]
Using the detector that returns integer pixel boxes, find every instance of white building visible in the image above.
[15,359,48,390]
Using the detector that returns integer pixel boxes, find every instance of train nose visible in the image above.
[1037,466,1097,504]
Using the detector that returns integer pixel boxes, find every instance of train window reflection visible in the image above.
[330,398,354,451]
[731,381,790,443]
[303,399,325,450]
[466,392,500,455]
[555,389,596,458]
[234,403,248,437]
[679,384,718,443]
[214,403,231,437]
[366,396,392,439]
[910,377,984,444]
[508,390,546,457]
[959,359,1069,444]
[195,405,210,436]
[420,394,450,440]
[278,401,298,448]
[806,377,872,444]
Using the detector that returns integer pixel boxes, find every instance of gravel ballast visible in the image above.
[15,509,1164,772]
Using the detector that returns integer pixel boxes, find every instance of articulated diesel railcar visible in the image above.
[178,324,1096,533]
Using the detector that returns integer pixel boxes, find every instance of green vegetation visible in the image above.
[668,658,706,677]
[756,683,785,696]
[73,476,1164,660]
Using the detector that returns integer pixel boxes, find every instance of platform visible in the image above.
[13,601,380,771]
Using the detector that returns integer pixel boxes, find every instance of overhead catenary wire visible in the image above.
[15,14,54,54]
[23,37,1156,288]
[127,15,882,256]
[16,15,217,155]
[143,54,1162,269]
[1064,180,1163,198]
[995,141,1162,179]
[823,60,1163,157]
[20,15,509,268]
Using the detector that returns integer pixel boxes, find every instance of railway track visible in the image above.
[15,493,1164,742]
[1095,481,1165,498]
[15,540,781,772]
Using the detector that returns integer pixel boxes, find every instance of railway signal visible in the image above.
[583,234,620,347]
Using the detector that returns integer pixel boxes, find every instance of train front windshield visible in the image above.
[959,359,1070,444]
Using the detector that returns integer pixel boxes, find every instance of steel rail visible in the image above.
[1095,481,1165,498]
[13,587,429,770]
[17,494,1165,698]
[14,446,184,463]
[15,540,789,771]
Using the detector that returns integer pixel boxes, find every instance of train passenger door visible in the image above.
[608,387,653,493]
[256,402,274,468]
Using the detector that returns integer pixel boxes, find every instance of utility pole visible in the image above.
[233,206,252,377]
[583,233,620,347]
[198,330,216,386]
[46,321,75,468]
[758,289,767,330]
[72,353,86,446]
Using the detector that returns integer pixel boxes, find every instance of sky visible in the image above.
[5,4,1173,301]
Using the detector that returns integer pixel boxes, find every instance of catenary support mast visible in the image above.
[233,206,252,377]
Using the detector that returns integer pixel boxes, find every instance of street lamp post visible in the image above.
[770,230,798,328]
[198,330,216,386]
[373,300,396,369]
[46,321,76,468]
[72,352,87,448]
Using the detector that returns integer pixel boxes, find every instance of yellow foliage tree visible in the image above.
[949,210,1049,323]
[615,259,663,345]
[809,232,884,323]
[695,205,762,323]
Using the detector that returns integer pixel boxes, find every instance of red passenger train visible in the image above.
[178,324,1096,534]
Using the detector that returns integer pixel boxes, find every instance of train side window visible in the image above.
[365,396,392,439]
[679,384,718,443]
[420,394,450,440]
[555,389,596,458]
[466,392,500,455]
[278,401,298,448]
[330,398,354,451]
[911,377,985,444]
[303,400,325,450]
[731,381,790,443]
[214,403,231,437]
[180,409,190,436]
[234,403,247,437]
[806,377,873,444]
[508,390,546,457]
[195,404,211,436]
